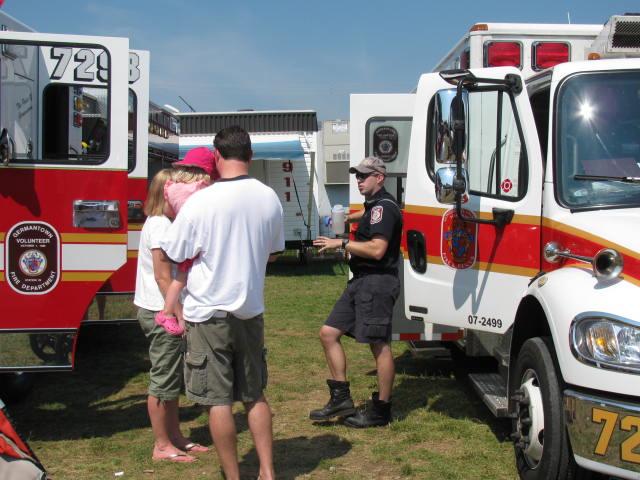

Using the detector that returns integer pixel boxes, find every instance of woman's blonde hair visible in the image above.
[171,165,211,184]
[144,168,172,216]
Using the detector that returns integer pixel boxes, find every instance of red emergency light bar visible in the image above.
[532,42,569,70]
[484,41,521,68]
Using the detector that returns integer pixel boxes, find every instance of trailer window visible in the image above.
[427,88,527,201]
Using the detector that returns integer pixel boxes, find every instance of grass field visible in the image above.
[8,259,517,479]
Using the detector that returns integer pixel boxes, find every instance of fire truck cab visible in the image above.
[0,16,133,378]
[351,14,640,480]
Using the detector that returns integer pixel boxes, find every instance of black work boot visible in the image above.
[344,392,392,428]
[309,379,356,421]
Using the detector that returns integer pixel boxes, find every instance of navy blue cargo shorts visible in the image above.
[324,273,400,344]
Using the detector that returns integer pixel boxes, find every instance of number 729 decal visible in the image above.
[48,47,140,84]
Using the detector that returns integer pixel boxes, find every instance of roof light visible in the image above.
[485,41,521,68]
[588,52,602,60]
[532,42,569,70]
[470,23,488,32]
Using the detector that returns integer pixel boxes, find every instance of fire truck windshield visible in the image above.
[556,70,640,210]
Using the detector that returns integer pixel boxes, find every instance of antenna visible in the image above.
[567,11,571,24]
[178,95,196,113]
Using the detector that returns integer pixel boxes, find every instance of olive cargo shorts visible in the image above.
[184,313,268,406]
[137,307,184,401]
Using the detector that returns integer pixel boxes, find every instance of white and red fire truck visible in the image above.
[350,14,640,480]
[0,10,142,391]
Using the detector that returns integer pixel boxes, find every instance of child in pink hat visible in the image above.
[155,147,218,336]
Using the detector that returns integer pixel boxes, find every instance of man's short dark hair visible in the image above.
[214,126,252,162]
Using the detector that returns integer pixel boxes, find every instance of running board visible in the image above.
[468,373,509,417]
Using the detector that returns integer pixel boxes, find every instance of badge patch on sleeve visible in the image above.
[370,206,383,224]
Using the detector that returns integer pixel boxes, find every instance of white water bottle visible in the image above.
[331,204,345,236]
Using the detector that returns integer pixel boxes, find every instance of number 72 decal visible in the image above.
[592,407,640,464]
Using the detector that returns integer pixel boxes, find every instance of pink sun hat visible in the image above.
[173,146,218,178]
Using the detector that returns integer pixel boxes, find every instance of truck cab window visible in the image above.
[556,71,640,209]
[43,85,109,163]
[427,88,527,200]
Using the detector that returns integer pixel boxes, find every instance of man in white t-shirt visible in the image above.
[160,126,284,480]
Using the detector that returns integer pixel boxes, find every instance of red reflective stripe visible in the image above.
[441,331,464,341]
[398,333,421,341]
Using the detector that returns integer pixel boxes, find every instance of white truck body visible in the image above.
[350,14,640,479]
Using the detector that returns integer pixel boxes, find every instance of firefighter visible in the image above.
[311,156,402,428]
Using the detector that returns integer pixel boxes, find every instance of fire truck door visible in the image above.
[403,68,543,334]
[0,31,129,371]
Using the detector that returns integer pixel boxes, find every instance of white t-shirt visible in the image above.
[160,176,285,322]
[134,215,172,311]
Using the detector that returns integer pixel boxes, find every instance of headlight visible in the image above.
[571,316,640,374]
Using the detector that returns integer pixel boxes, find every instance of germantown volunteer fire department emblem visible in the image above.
[370,205,383,224]
[441,208,477,269]
[6,221,60,295]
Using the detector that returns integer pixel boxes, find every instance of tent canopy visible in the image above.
[179,135,305,161]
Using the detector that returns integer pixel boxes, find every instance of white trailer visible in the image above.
[178,110,324,258]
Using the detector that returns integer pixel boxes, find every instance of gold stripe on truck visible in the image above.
[62,272,112,282]
[61,233,127,244]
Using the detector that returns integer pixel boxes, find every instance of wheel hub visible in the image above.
[513,369,545,468]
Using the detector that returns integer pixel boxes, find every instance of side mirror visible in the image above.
[435,166,469,205]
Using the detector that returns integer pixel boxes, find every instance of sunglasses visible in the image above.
[355,172,377,181]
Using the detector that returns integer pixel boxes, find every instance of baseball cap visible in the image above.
[174,147,216,177]
[348,156,386,175]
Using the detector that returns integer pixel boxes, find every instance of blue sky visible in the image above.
[4,0,639,120]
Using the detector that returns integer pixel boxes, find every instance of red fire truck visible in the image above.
[0,10,135,395]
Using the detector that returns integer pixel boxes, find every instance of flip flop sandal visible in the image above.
[155,312,184,336]
[152,453,196,463]
[183,442,209,453]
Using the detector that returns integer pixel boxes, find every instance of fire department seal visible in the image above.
[19,250,47,277]
[441,208,477,269]
[6,221,60,295]
[373,126,398,162]
[370,205,384,225]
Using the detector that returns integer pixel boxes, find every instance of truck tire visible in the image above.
[511,337,573,480]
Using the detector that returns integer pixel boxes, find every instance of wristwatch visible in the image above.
[341,238,349,250]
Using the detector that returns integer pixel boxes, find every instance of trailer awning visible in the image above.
[179,134,306,161]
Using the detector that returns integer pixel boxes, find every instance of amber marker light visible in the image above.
[470,23,488,32]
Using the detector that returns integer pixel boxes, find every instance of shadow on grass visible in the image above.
[267,257,347,277]
[239,434,351,479]
[10,324,214,442]
[392,350,511,442]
